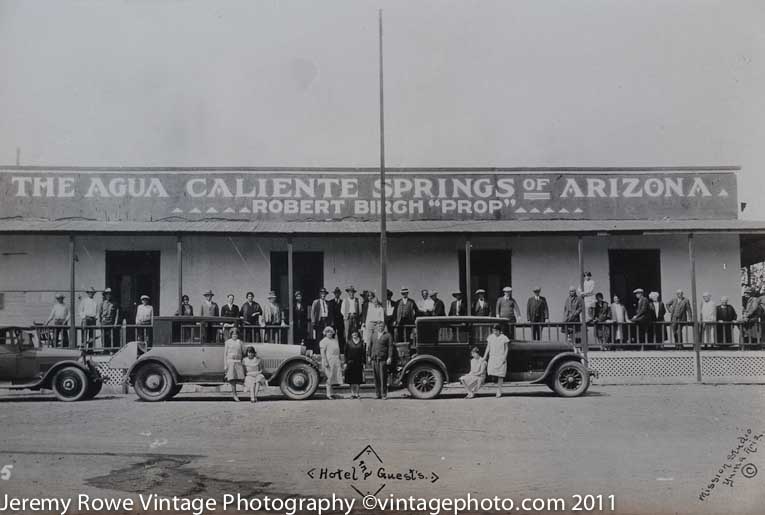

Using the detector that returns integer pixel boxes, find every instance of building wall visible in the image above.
[0,232,741,325]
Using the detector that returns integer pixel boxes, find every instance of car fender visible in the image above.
[127,356,180,385]
[400,354,448,382]
[531,352,585,384]
[269,356,321,386]
[32,360,100,390]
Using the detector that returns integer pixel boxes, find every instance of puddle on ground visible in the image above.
[86,456,276,499]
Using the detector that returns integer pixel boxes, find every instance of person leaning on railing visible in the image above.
[45,293,70,348]
[715,296,737,345]
[97,288,120,350]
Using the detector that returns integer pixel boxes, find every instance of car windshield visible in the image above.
[171,321,231,344]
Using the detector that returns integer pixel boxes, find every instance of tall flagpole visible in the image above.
[378,9,388,310]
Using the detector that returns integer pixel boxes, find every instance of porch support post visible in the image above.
[689,233,702,382]
[287,237,294,345]
[578,235,588,359]
[176,235,183,315]
[69,234,76,348]
[465,236,472,310]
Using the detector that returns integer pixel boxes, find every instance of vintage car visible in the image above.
[394,316,596,399]
[121,316,322,401]
[0,326,103,401]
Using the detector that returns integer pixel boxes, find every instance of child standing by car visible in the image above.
[242,346,267,403]
[483,323,509,397]
[459,346,487,399]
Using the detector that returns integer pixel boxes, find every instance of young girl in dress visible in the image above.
[483,323,509,397]
[242,346,267,403]
[459,346,487,399]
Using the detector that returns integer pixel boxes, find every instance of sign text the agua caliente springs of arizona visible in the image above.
[0,169,737,222]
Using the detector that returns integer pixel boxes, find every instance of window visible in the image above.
[171,322,228,344]
[418,322,470,344]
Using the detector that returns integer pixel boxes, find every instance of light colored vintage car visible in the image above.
[0,327,103,401]
[120,317,322,401]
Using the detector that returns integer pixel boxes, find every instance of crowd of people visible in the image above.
[42,270,765,349]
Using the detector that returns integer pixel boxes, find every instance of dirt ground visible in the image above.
[0,384,764,515]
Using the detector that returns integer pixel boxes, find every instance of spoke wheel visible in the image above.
[406,364,443,399]
[51,366,89,402]
[552,361,589,397]
[280,362,319,400]
[133,363,175,402]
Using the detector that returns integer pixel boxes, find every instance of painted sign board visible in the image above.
[0,169,738,222]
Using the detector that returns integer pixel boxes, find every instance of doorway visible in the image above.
[105,251,161,322]
[458,249,512,307]
[608,249,661,316]
[270,251,324,308]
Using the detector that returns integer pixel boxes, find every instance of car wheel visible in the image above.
[406,364,444,399]
[280,362,319,400]
[552,360,590,397]
[84,381,103,400]
[133,363,176,402]
[51,366,89,402]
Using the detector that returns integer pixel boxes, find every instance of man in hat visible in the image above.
[292,290,309,346]
[526,287,549,340]
[369,320,393,399]
[240,291,263,341]
[263,291,283,343]
[418,289,434,316]
[384,289,398,333]
[581,272,596,321]
[98,287,120,350]
[79,286,99,348]
[666,289,692,346]
[496,286,521,338]
[310,288,331,346]
[220,294,239,318]
[135,295,154,343]
[395,287,418,342]
[473,289,491,316]
[563,286,584,343]
[742,287,762,343]
[200,290,220,317]
[327,287,346,351]
[45,294,70,347]
[430,290,446,316]
[448,291,467,316]
[630,288,651,343]
[341,286,361,346]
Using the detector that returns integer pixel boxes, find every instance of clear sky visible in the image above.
[1,0,763,219]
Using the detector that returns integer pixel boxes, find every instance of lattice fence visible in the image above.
[96,364,127,385]
[589,354,696,378]
[701,355,765,377]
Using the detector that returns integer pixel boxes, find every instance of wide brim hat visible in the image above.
[294,290,303,297]
[400,287,409,294]
[55,293,65,299]
[345,285,357,292]
[502,286,512,293]
[318,287,328,294]
[103,287,112,294]
[140,295,150,300]
[267,291,277,298]
[474,289,486,295]
[632,288,644,294]
[452,291,463,298]
[532,287,541,292]
[333,287,342,294]
[203,290,214,296]
[86,286,96,294]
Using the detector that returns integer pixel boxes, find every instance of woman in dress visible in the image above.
[344,330,365,398]
[223,327,246,401]
[483,323,509,398]
[459,346,487,399]
[242,346,267,403]
[319,326,344,399]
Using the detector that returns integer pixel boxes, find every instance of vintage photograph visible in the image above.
[0,1,763,514]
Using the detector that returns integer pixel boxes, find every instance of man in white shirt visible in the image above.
[700,292,717,345]
[418,289,434,315]
[134,294,153,343]
[79,286,99,348]
[341,285,361,344]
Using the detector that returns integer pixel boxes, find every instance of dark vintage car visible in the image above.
[121,317,322,401]
[0,327,103,401]
[394,316,596,399]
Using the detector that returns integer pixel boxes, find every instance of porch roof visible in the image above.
[1,218,765,235]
